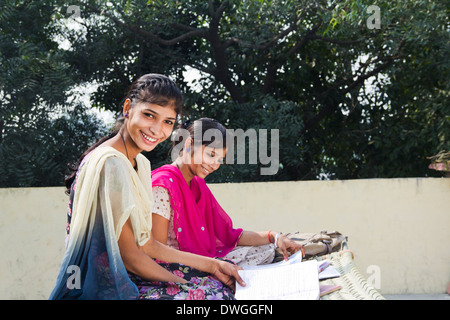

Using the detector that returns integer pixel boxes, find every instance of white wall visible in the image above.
[0,187,67,299]
[1,178,449,299]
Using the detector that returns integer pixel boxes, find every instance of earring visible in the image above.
[124,113,128,117]
[186,148,190,152]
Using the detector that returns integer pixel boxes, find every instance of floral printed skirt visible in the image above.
[128,260,236,300]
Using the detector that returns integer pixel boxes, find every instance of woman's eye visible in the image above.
[144,113,154,118]
[165,120,174,125]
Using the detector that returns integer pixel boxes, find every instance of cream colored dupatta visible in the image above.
[69,146,153,246]
[50,146,153,299]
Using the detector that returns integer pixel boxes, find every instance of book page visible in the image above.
[242,249,303,271]
[235,260,319,300]
[318,265,341,280]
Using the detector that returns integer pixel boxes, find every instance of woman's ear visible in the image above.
[122,98,131,118]
[181,137,195,165]
[184,137,193,153]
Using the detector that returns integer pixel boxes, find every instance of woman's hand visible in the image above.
[276,234,305,261]
[141,235,246,289]
[210,259,246,291]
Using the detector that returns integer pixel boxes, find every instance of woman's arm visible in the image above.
[151,186,172,245]
[140,234,246,289]
[100,159,184,283]
[118,219,188,284]
[238,230,305,261]
[150,188,244,288]
[152,213,169,244]
[237,230,273,246]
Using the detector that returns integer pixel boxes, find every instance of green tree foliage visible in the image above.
[2,0,449,186]
[0,0,108,187]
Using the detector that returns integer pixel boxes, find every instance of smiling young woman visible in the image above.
[151,118,305,266]
[50,75,244,300]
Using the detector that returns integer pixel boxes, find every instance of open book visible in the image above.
[318,261,340,280]
[235,251,320,300]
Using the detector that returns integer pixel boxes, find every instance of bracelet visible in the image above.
[268,231,272,243]
[274,232,282,249]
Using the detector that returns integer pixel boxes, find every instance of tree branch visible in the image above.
[287,22,322,56]
[262,22,322,94]
[83,3,208,46]
[308,34,366,46]
[206,0,244,103]
[301,52,404,136]
[134,27,208,46]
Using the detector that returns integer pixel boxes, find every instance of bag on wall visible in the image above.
[273,230,347,262]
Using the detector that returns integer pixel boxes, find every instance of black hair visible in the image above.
[171,117,231,155]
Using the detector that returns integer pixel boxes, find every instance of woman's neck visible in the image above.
[102,133,139,168]
[172,160,194,187]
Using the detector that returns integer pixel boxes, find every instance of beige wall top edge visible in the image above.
[208,176,448,185]
[0,177,448,191]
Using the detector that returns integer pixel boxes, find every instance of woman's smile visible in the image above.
[201,166,211,176]
[140,130,159,145]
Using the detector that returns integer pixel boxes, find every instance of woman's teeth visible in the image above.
[142,132,157,143]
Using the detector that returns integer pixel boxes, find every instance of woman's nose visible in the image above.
[149,121,162,136]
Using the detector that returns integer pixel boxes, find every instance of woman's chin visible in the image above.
[198,168,211,178]
[141,143,158,153]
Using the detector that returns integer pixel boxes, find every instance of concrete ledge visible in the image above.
[384,294,450,300]
[210,178,450,295]
[1,178,449,299]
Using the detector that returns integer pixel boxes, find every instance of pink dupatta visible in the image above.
[151,165,243,258]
